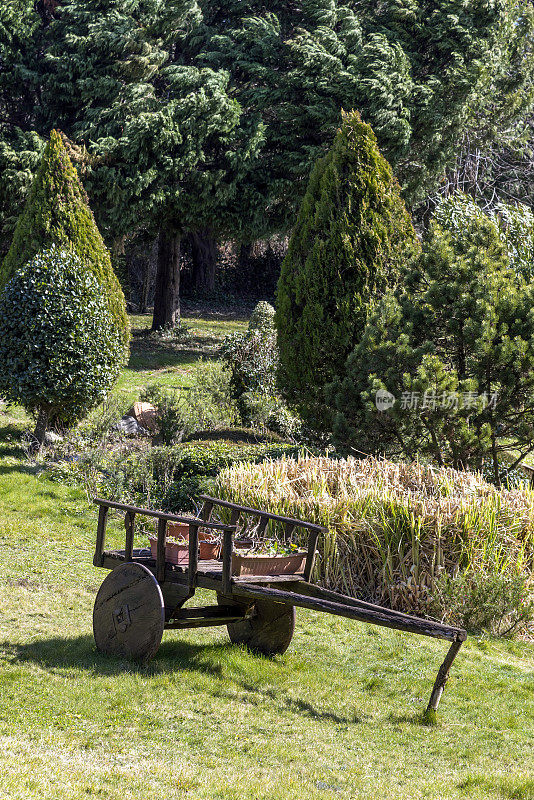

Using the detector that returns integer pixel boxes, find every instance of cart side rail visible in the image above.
[92,497,236,585]
[199,494,326,582]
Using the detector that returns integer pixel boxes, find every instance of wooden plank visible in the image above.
[303,530,319,581]
[93,497,235,532]
[156,518,167,583]
[234,583,466,643]
[93,505,109,567]
[188,524,199,590]
[221,530,234,596]
[231,574,305,584]
[124,511,135,562]
[198,494,326,533]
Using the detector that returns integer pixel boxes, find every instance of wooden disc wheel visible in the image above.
[218,594,296,656]
[93,563,165,662]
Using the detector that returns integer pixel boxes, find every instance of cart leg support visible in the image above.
[424,640,463,723]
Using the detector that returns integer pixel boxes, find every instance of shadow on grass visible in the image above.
[0,425,27,459]
[127,340,217,372]
[2,634,362,726]
[2,634,231,677]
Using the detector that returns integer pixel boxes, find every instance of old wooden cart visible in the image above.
[92,494,467,717]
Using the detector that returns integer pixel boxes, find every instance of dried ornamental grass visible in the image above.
[213,456,534,614]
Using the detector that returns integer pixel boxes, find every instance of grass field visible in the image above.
[0,311,533,800]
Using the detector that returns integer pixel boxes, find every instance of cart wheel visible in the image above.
[217,594,296,656]
[93,563,165,662]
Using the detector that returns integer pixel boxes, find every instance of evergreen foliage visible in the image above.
[0,130,129,354]
[0,246,124,438]
[276,111,418,427]
[333,200,534,483]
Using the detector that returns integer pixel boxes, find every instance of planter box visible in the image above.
[232,552,307,577]
[149,536,189,566]
[199,537,221,560]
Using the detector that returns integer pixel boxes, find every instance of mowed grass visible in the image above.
[120,311,247,398]
[0,311,533,800]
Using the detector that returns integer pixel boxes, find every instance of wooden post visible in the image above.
[221,530,234,596]
[156,518,167,583]
[284,522,295,542]
[188,523,199,591]
[124,511,135,562]
[303,529,319,582]
[93,505,109,567]
[200,500,214,523]
[424,640,463,721]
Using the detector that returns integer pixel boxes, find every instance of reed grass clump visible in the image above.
[214,456,534,628]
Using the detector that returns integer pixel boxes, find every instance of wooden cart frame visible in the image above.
[92,494,467,718]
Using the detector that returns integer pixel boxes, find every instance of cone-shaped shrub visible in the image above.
[275,110,418,428]
[0,130,129,355]
[0,246,124,442]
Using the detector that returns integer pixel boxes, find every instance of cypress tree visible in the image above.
[276,111,418,427]
[1,130,130,356]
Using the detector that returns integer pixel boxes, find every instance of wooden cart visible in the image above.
[92,494,467,718]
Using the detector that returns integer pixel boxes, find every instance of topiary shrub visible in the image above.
[275,110,419,429]
[0,246,124,443]
[0,129,129,355]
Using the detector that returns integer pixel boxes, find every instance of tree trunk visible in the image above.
[189,229,217,292]
[33,408,50,449]
[152,227,181,331]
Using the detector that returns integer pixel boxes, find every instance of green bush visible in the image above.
[141,362,238,445]
[56,439,302,512]
[276,110,419,429]
[0,246,124,441]
[432,570,533,636]
[0,130,129,356]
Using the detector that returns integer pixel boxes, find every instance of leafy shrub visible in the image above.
[333,199,534,484]
[432,570,533,636]
[141,362,238,445]
[54,439,302,512]
[0,246,124,441]
[214,455,534,627]
[276,110,419,429]
[0,130,129,355]
[221,300,299,435]
[221,302,277,404]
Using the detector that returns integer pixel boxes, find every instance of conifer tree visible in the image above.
[1,130,130,356]
[40,0,260,330]
[276,111,418,428]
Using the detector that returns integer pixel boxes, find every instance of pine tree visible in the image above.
[333,199,534,483]
[276,111,418,428]
[1,130,130,356]
[194,0,514,234]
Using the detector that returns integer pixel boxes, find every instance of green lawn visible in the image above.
[0,312,533,800]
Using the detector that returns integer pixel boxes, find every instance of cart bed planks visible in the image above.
[90,495,466,718]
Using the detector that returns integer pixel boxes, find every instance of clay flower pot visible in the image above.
[198,532,221,560]
[166,522,190,540]
[231,551,307,577]
[148,534,189,566]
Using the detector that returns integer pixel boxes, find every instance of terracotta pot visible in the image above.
[231,552,307,577]
[199,537,221,560]
[149,536,189,566]
[166,522,190,540]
